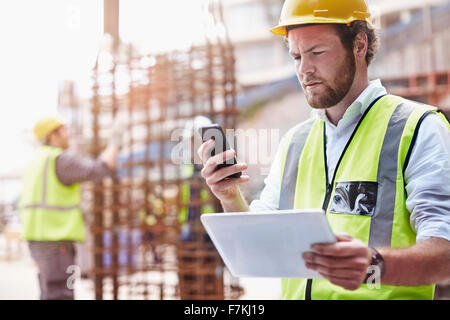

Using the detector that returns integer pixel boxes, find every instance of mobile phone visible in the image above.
[199,124,242,179]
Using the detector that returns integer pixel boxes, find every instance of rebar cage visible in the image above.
[59,1,243,300]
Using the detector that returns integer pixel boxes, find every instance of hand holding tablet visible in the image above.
[201,209,336,278]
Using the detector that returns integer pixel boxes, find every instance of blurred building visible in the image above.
[370,0,450,76]
[222,0,293,89]
[222,0,450,86]
[370,0,450,112]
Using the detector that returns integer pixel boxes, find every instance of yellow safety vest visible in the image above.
[19,146,84,242]
[279,95,449,300]
[178,164,215,225]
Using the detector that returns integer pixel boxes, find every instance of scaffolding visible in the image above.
[383,70,450,123]
[57,1,243,300]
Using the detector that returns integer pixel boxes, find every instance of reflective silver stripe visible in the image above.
[369,102,417,247]
[42,155,50,204]
[20,153,80,212]
[279,119,315,210]
[21,204,81,211]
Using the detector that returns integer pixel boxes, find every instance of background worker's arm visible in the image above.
[99,116,124,171]
[55,148,118,186]
[197,139,250,212]
[55,115,125,186]
[99,145,120,170]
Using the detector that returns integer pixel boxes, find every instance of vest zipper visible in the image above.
[304,94,387,300]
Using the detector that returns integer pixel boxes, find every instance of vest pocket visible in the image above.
[328,181,377,216]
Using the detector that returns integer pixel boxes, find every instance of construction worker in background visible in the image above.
[198,0,450,299]
[178,116,216,242]
[177,163,219,299]
[178,163,215,242]
[19,115,123,300]
[176,118,220,299]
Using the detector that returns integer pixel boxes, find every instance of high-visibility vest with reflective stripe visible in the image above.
[279,95,449,300]
[19,146,84,242]
[178,178,215,225]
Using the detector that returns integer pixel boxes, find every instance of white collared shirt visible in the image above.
[249,79,450,243]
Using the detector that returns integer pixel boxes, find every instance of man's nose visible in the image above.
[297,57,315,77]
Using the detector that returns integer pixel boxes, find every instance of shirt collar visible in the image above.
[312,79,387,129]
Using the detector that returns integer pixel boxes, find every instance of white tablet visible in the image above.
[200,209,336,278]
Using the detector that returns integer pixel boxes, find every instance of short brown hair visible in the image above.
[285,21,379,66]
[333,21,379,66]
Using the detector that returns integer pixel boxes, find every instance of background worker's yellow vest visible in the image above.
[178,164,215,226]
[278,95,450,300]
[19,146,84,242]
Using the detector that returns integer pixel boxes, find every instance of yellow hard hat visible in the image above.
[33,116,66,141]
[270,0,374,36]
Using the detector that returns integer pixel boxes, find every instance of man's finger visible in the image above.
[206,163,247,186]
[211,175,250,193]
[302,252,369,271]
[201,148,233,177]
[202,149,236,177]
[198,139,215,164]
[311,241,367,258]
[208,149,236,167]
[318,273,362,291]
[305,262,363,281]
[335,233,353,242]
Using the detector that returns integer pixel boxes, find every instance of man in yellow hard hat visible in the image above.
[19,115,124,299]
[197,0,450,299]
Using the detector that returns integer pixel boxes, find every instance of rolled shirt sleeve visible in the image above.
[405,113,450,243]
[55,152,114,186]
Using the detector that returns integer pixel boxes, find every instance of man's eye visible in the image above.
[313,51,324,55]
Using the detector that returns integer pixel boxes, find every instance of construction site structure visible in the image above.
[221,0,289,88]
[372,0,450,78]
[58,0,243,300]
[39,0,450,301]
[377,1,450,118]
[383,70,450,112]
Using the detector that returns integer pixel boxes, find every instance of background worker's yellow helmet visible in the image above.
[33,116,66,141]
[270,0,374,36]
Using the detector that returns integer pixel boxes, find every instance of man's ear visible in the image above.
[46,131,55,145]
[353,32,368,61]
[47,128,59,145]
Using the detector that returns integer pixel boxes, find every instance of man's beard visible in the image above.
[302,51,356,109]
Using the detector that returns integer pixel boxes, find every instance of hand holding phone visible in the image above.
[197,124,250,209]
[199,124,242,179]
